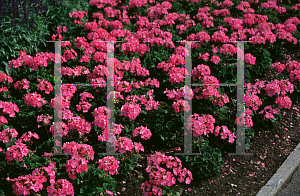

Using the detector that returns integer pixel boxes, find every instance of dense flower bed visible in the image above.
[0,0,300,195]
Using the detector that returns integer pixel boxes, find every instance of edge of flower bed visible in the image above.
[256,119,300,196]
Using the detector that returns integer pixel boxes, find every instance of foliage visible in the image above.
[178,137,225,180]
[0,0,300,195]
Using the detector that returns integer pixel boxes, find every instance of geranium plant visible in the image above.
[0,0,300,195]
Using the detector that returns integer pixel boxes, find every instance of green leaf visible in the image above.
[4,63,11,77]
[278,113,282,120]
[0,48,5,55]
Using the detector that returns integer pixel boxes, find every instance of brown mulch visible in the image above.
[114,52,300,195]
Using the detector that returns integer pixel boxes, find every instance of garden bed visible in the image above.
[114,52,300,195]
[1,0,300,195]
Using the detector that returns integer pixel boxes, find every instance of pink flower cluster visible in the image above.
[199,52,210,61]
[0,128,18,143]
[93,106,110,130]
[62,142,94,179]
[66,157,89,179]
[89,0,120,9]
[235,108,253,128]
[222,0,235,8]
[128,0,148,8]
[104,6,121,18]
[7,171,46,195]
[120,35,151,56]
[49,121,70,137]
[0,86,8,93]
[69,11,88,26]
[47,179,75,196]
[62,48,77,62]
[270,62,286,72]
[37,114,52,128]
[200,78,230,107]
[67,116,91,135]
[286,60,300,82]
[0,72,13,84]
[176,19,195,35]
[143,97,160,112]
[117,136,144,154]
[187,113,215,137]
[120,102,141,120]
[223,17,245,31]
[0,115,8,125]
[211,30,230,43]
[212,8,230,17]
[187,113,236,143]
[0,101,19,117]
[244,108,254,127]
[196,7,214,29]
[290,3,300,10]
[23,92,47,108]
[134,26,174,49]
[261,1,288,14]
[36,78,53,94]
[114,137,135,154]
[290,69,300,83]
[187,63,230,108]
[275,96,292,109]
[277,79,294,96]
[76,101,92,113]
[210,55,221,64]
[191,64,211,81]
[97,156,120,175]
[168,66,189,84]
[264,79,294,97]
[7,53,26,69]
[56,25,67,34]
[120,57,150,77]
[5,142,30,162]
[97,123,124,142]
[7,162,64,196]
[168,54,185,66]
[16,131,39,145]
[8,51,53,70]
[245,94,262,111]
[61,84,78,97]
[79,92,94,101]
[164,86,193,101]
[258,105,279,119]
[147,2,173,19]
[14,79,30,90]
[50,95,70,109]
[245,81,265,96]
[215,125,236,143]
[244,53,256,65]
[133,126,152,140]
[172,100,191,113]
[236,1,251,12]
[141,152,192,196]
[62,141,94,161]
[219,44,237,56]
